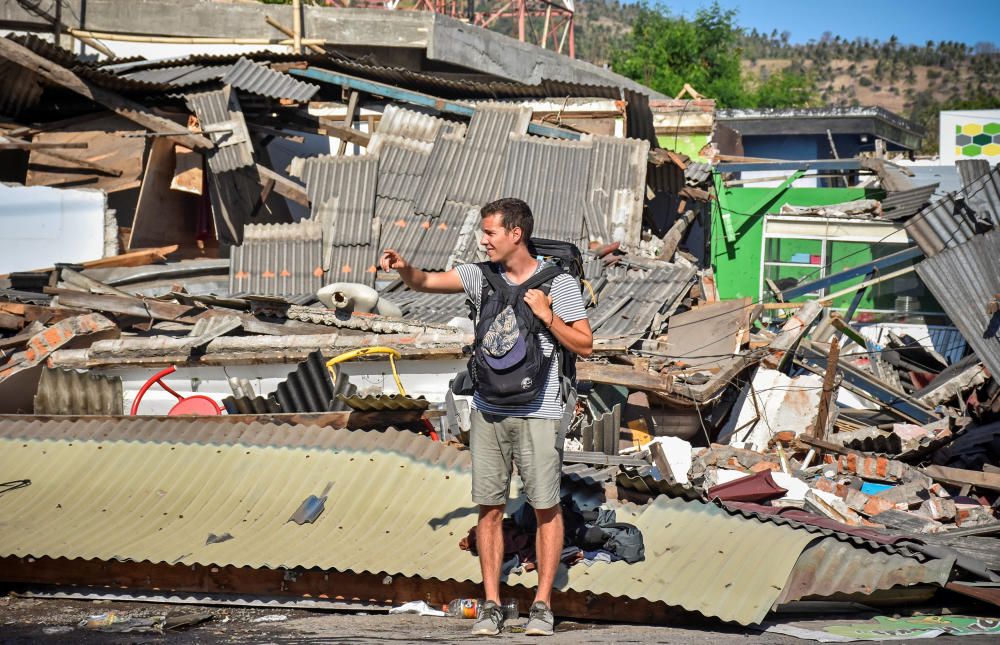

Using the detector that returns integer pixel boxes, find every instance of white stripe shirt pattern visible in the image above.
[456,261,588,419]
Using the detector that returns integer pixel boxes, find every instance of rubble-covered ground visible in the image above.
[3,595,999,644]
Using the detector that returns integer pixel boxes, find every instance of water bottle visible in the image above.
[445,598,518,619]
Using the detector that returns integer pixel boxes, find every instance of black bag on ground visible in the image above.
[470,262,565,406]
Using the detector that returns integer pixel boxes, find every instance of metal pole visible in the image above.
[53,0,62,46]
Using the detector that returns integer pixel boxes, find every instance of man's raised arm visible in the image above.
[379,249,465,294]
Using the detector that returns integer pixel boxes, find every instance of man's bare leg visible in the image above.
[477,504,506,603]
[532,505,563,605]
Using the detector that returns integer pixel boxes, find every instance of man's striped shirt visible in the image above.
[456,260,587,420]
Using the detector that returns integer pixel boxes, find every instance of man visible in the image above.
[380,198,593,636]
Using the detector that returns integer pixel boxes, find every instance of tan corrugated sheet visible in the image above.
[0,433,817,625]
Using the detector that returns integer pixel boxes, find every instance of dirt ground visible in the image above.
[2,595,999,644]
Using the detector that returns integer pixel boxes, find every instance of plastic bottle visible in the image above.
[445,598,518,619]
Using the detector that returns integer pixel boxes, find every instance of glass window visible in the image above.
[765,238,823,265]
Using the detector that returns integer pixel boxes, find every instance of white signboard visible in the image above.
[939,109,1000,165]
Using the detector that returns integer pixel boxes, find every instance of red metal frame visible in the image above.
[321,0,575,57]
[130,365,223,416]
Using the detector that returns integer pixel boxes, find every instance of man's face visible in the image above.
[479,213,520,262]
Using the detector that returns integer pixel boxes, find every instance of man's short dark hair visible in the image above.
[481,197,533,240]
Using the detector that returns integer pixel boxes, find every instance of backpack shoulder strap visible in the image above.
[477,262,507,295]
[519,265,565,292]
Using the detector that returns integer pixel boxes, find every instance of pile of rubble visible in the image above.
[1,17,999,634]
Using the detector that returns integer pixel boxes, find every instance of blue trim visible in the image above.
[290,67,582,141]
[780,246,924,301]
[717,160,863,172]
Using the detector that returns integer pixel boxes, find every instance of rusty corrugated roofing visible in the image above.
[32,368,123,416]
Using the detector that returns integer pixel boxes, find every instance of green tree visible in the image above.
[610,2,746,106]
[747,67,817,108]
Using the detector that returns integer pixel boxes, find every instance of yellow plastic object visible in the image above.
[325,346,407,397]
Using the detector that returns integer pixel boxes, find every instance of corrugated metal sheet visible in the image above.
[273,349,352,413]
[957,159,991,189]
[373,104,465,144]
[377,210,429,264]
[961,159,1000,224]
[299,155,379,279]
[0,60,43,116]
[587,136,649,246]
[880,183,938,221]
[185,88,254,172]
[412,131,465,216]
[385,290,469,325]
[589,264,697,338]
[32,368,123,416]
[338,394,430,411]
[581,404,621,454]
[5,34,173,94]
[100,49,624,101]
[410,201,472,270]
[775,537,954,605]
[458,104,532,205]
[503,134,591,245]
[0,437,820,626]
[413,104,531,216]
[323,241,379,287]
[0,288,52,305]
[222,394,281,415]
[908,165,1000,257]
[122,64,230,88]
[685,162,713,187]
[221,57,319,102]
[374,135,433,201]
[916,230,1000,381]
[229,220,325,298]
[0,418,470,469]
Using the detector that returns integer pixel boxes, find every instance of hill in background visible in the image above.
[565,1,1000,154]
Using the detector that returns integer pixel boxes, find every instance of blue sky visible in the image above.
[656,0,999,47]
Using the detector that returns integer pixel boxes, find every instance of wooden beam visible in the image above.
[256,164,309,208]
[921,465,1000,492]
[0,133,121,176]
[811,336,839,441]
[0,140,88,150]
[265,15,326,54]
[0,38,211,151]
[318,118,371,147]
[0,302,91,323]
[0,245,178,280]
[576,362,672,396]
[337,91,360,155]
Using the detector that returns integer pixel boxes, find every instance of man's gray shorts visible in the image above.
[470,410,566,510]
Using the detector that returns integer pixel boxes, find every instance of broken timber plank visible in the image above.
[811,336,839,441]
[0,245,178,279]
[0,38,211,150]
[576,362,672,395]
[921,465,1000,492]
[1,133,121,176]
[256,163,309,207]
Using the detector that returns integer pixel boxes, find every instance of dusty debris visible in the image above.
[0,2,999,639]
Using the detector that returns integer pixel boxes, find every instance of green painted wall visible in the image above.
[711,176,873,302]
[657,133,709,160]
